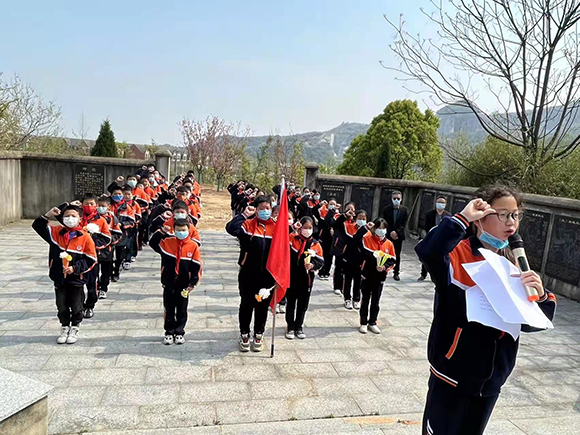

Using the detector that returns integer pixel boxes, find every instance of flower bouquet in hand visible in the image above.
[303,249,316,265]
[255,287,272,302]
[60,251,73,277]
[373,250,395,271]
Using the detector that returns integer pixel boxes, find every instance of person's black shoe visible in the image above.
[418,275,426,282]
[111,274,119,282]
[83,308,94,319]
[394,274,400,281]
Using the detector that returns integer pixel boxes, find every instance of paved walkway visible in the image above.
[0,220,579,435]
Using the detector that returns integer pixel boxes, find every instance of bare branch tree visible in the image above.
[385,0,580,185]
[0,73,62,150]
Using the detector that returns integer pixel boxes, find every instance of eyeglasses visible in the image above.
[495,211,524,222]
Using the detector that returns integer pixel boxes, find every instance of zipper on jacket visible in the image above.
[480,340,497,397]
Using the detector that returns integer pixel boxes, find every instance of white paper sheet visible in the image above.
[465,285,522,340]
[461,250,553,336]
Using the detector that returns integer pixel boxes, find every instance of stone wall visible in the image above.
[304,165,580,301]
[0,154,22,226]
[0,151,174,222]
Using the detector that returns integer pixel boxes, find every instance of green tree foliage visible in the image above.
[318,156,341,175]
[441,135,580,200]
[91,120,118,158]
[337,100,442,181]
[116,141,131,158]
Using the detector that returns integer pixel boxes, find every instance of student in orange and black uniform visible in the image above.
[326,201,356,296]
[415,185,557,435]
[150,200,201,246]
[32,203,97,345]
[114,185,141,275]
[313,198,339,280]
[297,189,320,219]
[357,218,396,334]
[341,209,368,310]
[150,219,201,345]
[96,196,121,297]
[285,217,324,340]
[226,195,276,353]
[79,193,112,319]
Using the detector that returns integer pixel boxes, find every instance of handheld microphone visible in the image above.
[508,234,539,302]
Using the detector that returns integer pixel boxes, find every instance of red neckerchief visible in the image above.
[175,238,187,275]
[297,234,311,259]
[111,199,125,214]
[61,226,84,245]
[82,211,98,227]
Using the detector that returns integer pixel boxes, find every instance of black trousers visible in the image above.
[333,255,344,291]
[163,286,189,335]
[98,260,113,293]
[343,261,362,302]
[422,374,499,435]
[392,239,403,274]
[238,279,273,336]
[285,285,312,331]
[114,246,125,276]
[55,282,84,327]
[319,238,333,276]
[360,278,383,326]
[84,266,99,309]
[421,263,429,278]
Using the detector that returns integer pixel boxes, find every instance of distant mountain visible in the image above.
[244,122,370,163]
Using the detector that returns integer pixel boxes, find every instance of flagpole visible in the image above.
[270,175,285,358]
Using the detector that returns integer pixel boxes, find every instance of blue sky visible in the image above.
[1,1,437,145]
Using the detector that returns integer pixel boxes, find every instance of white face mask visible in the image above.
[63,216,79,228]
[301,228,313,238]
[288,219,294,225]
[375,228,387,239]
[173,212,187,220]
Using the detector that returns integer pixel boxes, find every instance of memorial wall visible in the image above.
[305,164,580,300]
[0,151,171,225]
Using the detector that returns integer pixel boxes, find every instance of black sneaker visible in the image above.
[394,274,400,281]
[111,274,119,282]
[295,329,306,340]
[83,308,94,319]
[418,275,426,282]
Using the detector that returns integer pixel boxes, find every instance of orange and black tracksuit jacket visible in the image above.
[150,231,201,290]
[226,214,276,289]
[154,216,201,246]
[289,233,324,290]
[360,231,396,283]
[415,213,557,396]
[32,216,97,287]
[314,205,337,242]
[83,214,112,263]
[187,198,201,225]
[102,212,123,260]
[328,214,359,257]
[298,196,320,219]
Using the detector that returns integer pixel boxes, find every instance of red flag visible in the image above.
[267,178,290,308]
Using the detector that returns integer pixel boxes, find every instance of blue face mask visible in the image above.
[112,194,123,202]
[479,229,509,250]
[257,209,272,221]
[392,199,401,207]
[436,203,446,211]
[175,230,189,240]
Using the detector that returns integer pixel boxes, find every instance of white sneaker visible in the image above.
[163,335,174,345]
[369,325,381,334]
[66,326,79,344]
[345,300,353,310]
[98,290,107,299]
[131,257,136,262]
[285,330,295,340]
[123,262,132,271]
[353,301,361,310]
[174,335,185,345]
[333,289,342,296]
[359,325,368,334]
[279,304,286,314]
[57,326,70,344]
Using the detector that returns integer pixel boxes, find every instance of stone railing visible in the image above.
[304,164,580,301]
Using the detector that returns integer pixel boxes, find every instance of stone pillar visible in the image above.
[155,150,172,180]
[303,163,319,189]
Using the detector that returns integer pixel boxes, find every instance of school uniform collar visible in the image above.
[468,235,485,257]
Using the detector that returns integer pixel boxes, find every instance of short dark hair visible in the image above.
[63,204,83,216]
[176,186,190,194]
[122,185,133,192]
[174,218,190,229]
[300,216,314,226]
[253,195,271,207]
[98,196,112,205]
[344,201,355,209]
[81,193,97,202]
[373,217,388,230]
[436,195,447,201]
[126,174,137,180]
[392,190,402,197]
[111,186,123,194]
[355,209,368,219]
[172,200,188,212]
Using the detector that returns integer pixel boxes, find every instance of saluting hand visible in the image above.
[461,198,496,222]
[345,210,355,219]
[116,176,124,183]
[243,206,256,218]
[366,222,375,230]
[45,207,61,219]
[293,222,302,231]
[70,200,82,207]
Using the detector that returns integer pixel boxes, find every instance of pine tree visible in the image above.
[91,119,118,157]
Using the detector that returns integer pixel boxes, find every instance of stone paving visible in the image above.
[0,220,579,434]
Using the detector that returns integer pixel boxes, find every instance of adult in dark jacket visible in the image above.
[419,195,452,281]
[415,185,556,435]
[382,190,408,281]
[226,195,276,353]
